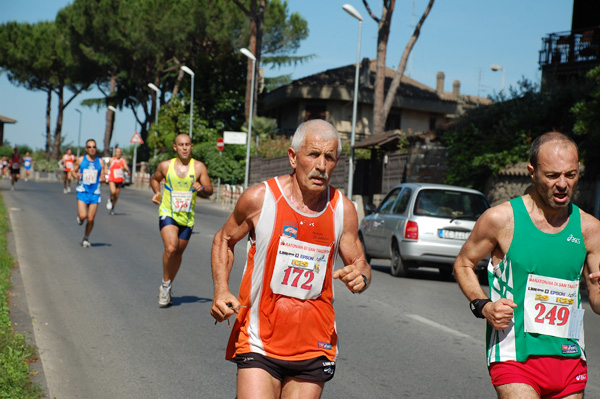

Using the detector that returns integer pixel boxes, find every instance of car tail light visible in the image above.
[405,221,418,240]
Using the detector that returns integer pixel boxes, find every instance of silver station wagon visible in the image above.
[359,183,490,277]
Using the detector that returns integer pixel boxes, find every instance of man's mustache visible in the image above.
[308,170,329,180]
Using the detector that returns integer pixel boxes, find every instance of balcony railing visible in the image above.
[539,27,600,68]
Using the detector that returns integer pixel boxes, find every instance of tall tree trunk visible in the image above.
[51,85,64,160]
[45,89,52,156]
[381,0,435,124]
[103,72,117,156]
[235,0,265,120]
[364,0,396,134]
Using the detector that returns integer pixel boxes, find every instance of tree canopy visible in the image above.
[0,0,309,171]
[442,77,595,191]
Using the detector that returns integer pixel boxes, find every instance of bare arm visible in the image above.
[454,204,517,329]
[210,184,264,322]
[70,156,83,180]
[99,159,106,183]
[193,161,213,198]
[333,196,372,293]
[150,161,168,204]
[581,212,600,314]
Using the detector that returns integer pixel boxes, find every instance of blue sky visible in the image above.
[0,0,573,151]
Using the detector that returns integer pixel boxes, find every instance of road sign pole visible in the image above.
[132,144,138,185]
[217,151,221,202]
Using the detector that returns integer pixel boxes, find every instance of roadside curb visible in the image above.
[6,203,50,397]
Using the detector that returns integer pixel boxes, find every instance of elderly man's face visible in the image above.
[289,130,339,194]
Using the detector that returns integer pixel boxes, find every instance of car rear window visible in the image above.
[413,189,489,219]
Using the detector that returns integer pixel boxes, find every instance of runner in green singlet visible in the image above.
[454,132,600,399]
[151,134,213,307]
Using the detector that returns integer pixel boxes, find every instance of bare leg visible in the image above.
[159,225,190,282]
[84,203,98,237]
[237,368,281,399]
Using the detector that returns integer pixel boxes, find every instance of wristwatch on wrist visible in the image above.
[470,298,492,319]
[358,274,369,293]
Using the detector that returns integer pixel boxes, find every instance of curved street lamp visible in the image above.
[240,48,256,191]
[180,66,195,140]
[491,64,505,95]
[147,83,160,157]
[342,3,363,201]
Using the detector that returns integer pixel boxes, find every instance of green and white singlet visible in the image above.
[486,197,587,365]
[158,159,197,227]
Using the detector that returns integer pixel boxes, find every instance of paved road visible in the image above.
[4,179,600,398]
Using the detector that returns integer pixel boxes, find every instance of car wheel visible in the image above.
[390,240,408,277]
[359,233,371,263]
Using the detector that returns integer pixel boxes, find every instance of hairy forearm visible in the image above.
[211,233,235,295]
[454,261,488,301]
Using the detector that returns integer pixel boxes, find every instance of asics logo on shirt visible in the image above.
[567,234,581,244]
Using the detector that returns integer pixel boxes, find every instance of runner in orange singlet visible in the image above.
[211,119,371,399]
[62,148,75,194]
[105,147,129,215]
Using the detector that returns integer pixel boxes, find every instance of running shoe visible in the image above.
[81,239,91,248]
[76,215,84,225]
[64,188,67,194]
[106,199,112,210]
[159,283,172,307]
[67,186,71,193]
[109,210,115,216]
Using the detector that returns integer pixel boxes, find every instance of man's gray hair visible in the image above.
[291,119,342,156]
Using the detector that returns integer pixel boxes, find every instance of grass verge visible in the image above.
[0,194,42,398]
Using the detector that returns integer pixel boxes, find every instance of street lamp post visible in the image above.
[240,48,256,191]
[491,64,505,95]
[342,3,363,201]
[75,108,82,157]
[147,83,160,157]
[180,66,195,140]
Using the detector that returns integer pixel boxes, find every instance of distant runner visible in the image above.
[62,148,76,194]
[151,133,213,307]
[23,151,33,181]
[106,147,129,215]
[9,147,21,191]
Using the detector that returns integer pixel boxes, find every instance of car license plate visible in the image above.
[439,229,470,240]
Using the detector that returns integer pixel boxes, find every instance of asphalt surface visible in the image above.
[4,178,600,398]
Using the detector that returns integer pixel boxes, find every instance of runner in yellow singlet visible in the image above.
[151,134,213,307]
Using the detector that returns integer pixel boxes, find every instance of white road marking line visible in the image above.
[407,314,480,343]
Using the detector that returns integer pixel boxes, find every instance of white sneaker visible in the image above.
[64,188,67,194]
[159,284,172,307]
[76,216,84,225]
[106,199,112,210]
[81,239,91,248]
[67,186,71,193]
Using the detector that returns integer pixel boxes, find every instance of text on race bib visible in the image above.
[171,191,193,212]
[82,168,97,185]
[270,235,332,300]
[524,274,583,339]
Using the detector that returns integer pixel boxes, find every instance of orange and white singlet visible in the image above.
[108,157,126,183]
[63,154,75,172]
[226,177,345,362]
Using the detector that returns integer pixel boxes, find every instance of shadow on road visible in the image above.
[170,296,213,306]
